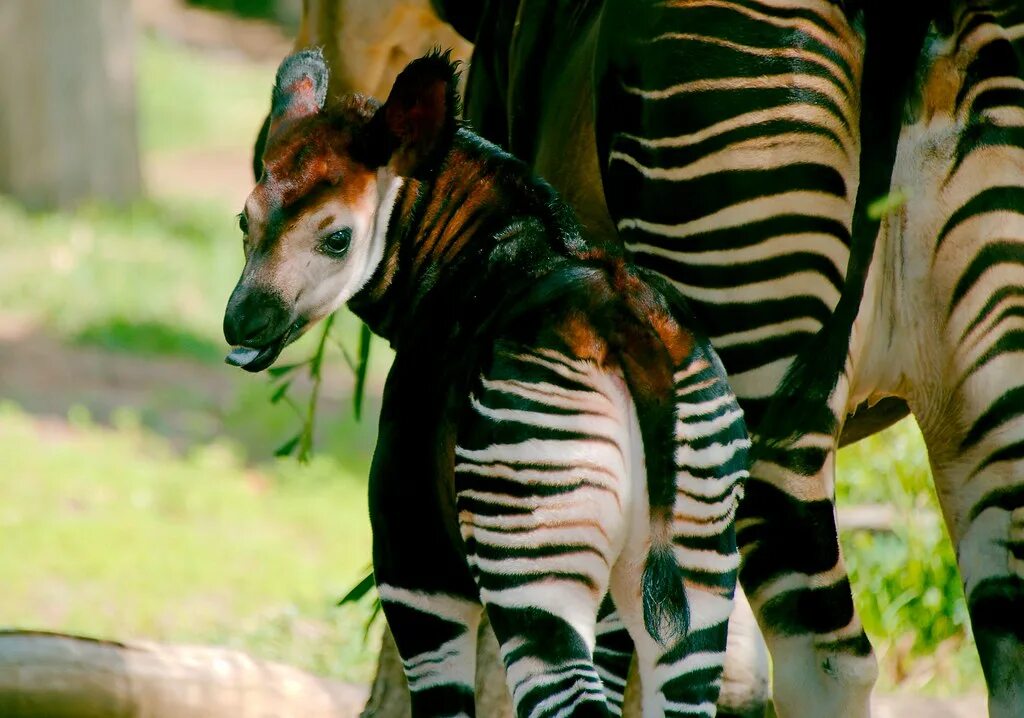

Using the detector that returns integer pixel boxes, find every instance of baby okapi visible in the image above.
[223,49,749,718]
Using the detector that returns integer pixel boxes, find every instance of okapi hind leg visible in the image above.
[594,597,633,716]
[594,580,769,718]
[607,576,733,718]
[716,588,770,718]
[454,342,636,717]
[608,346,747,718]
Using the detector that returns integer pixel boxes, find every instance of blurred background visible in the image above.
[0,0,984,702]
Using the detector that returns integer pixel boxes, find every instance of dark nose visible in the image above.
[223,284,291,346]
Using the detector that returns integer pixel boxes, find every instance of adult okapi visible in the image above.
[252,0,1024,716]
[436,1,1024,716]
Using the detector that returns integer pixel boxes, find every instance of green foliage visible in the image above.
[837,420,983,693]
[139,36,273,153]
[0,194,236,349]
[867,189,908,220]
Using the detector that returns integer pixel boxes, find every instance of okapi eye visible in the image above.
[320,227,353,257]
[238,213,249,235]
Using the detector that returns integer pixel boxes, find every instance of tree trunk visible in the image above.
[0,0,141,209]
[0,630,367,717]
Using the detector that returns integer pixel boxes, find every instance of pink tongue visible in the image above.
[225,347,260,367]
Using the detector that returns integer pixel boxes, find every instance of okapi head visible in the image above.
[223,48,460,371]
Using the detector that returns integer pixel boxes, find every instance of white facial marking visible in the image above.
[267,169,404,323]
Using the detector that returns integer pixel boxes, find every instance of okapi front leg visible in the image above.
[376,584,483,716]
[370,362,484,718]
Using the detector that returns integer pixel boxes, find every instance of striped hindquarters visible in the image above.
[454,342,630,717]
[454,333,749,717]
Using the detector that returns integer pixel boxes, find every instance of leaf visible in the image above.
[353,323,372,421]
[268,363,301,378]
[296,428,314,464]
[338,569,375,605]
[270,381,292,404]
[867,189,907,220]
[363,598,383,642]
[274,434,300,457]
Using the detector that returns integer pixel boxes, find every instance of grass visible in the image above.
[0,402,377,682]
[0,196,236,354]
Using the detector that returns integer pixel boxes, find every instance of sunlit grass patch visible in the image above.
[837,419,984,694]
[0,402,377,682]
[0,195,237,344]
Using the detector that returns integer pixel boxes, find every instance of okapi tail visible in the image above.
[611,267,694,646]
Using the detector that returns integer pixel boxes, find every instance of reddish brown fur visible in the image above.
[556,310,612,366]
[249,97,380,252]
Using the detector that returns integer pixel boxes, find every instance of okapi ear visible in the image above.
[374,50,461,177]
[269,48,329,132]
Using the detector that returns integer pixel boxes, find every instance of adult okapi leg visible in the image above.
[884,5,1024,715]
[453,342,633,718]
[742,6,933,713]
[738,426,869,717]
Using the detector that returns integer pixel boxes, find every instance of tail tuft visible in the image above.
[642,543,690,646]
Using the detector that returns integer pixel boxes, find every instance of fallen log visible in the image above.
[0,630,367,718]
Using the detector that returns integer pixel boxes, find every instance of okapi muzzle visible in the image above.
[223,282,305,373]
